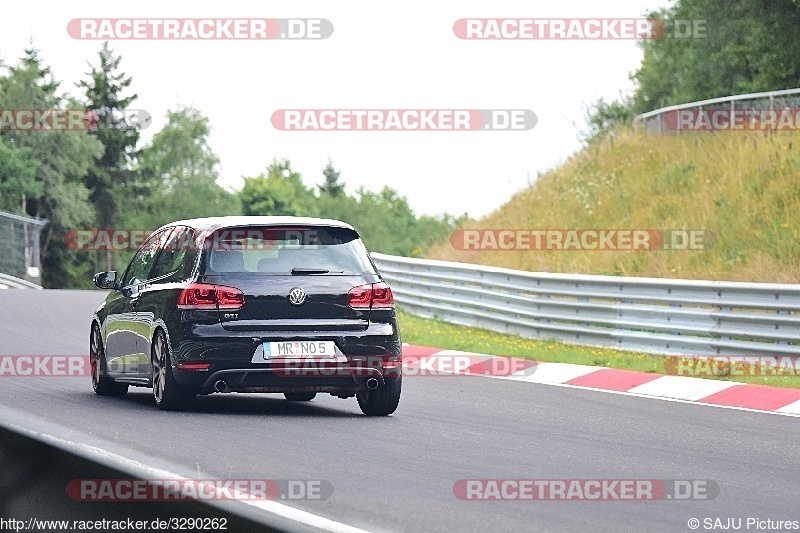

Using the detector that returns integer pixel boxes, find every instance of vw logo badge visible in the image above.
[288,287,307,306]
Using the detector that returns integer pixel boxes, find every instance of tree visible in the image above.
[583,95,635,143]
[240,159,317,216]
[319,159,345,196]
[77,42,141,270]
[137,107,240,227]
[0,48,103,287]
[240,159,465,257]
[320,185,465,256]
[0,139,39,214]
[586,0,800,138]
[632,0,800,113]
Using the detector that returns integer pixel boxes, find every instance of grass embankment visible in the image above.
[411,128,800,388]
[429,128,800,283]
[397,309,800,389]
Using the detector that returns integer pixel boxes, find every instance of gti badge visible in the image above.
[288,287,307,306]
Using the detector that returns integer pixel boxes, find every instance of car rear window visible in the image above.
[202,226,377,275]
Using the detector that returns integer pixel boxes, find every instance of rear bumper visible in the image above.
[169,321,401,394]
[198,364,397,394]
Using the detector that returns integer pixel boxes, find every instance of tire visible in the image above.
[90,324,128,397]
[356,378,401,416]
[284,392,317,402]
[151,330,194,411]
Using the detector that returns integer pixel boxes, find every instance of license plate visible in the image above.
[255,341,337,362]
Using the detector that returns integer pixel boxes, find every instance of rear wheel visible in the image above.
[90,324,128,397]
[284,392,317,402]
[357,378,401,416]
[151,330,194,411]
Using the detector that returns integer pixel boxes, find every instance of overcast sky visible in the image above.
[2,0,670,218]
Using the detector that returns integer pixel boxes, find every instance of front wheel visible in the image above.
[90,324,128,397]
[284,392,317,402]
[356,378,401,416]
[151,330,194,411]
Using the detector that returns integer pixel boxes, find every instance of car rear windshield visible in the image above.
[202,226,377,275]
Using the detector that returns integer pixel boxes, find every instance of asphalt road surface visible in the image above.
[0,289,798,532]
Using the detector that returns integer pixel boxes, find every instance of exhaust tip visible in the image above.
[366,378,379,390]
[214,380,229,393]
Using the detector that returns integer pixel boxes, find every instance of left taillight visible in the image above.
[177,283,245,310]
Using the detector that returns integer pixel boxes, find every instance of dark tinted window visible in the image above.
[203,226,376,275]
[123,228,173,286]
[149,226,197,282]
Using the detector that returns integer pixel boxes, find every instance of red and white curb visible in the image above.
[402,344,800,417]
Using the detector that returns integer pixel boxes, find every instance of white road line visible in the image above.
[415,349,800,418]
[627,375,742,401]
[508,362,599,383]
[776,399,800,415]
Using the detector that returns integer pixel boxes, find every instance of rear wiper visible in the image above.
[291,267,342,275]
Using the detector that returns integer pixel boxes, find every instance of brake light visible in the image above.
[216,287,246,309]
[371,283,394,308]
[348,286,372,308]
[348,283,394,309]
[177,283,245,310]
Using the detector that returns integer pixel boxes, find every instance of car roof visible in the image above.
[154,216,356,234]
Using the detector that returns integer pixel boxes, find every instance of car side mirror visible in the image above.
[93,271,118,290]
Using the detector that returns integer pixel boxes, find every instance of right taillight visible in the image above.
[348,283,394,309]
[370,283,394,308]
[178,283,245,310]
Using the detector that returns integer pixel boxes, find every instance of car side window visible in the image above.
[149,226,197,282]
[123,228,173,286]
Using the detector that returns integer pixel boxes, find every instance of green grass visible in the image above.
[397,308,800,389]
[429,128,800,283]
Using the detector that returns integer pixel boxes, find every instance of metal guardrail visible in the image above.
[0,273,43,289]
[371,253,800,356]
[633,87,800,133]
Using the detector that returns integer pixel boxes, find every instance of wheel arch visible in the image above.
[149,321,174,365]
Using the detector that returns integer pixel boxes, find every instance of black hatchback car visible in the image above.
[90,216,402,416]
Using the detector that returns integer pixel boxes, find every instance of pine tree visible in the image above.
[319,159,345,197]
[77,42,141,270]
